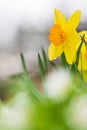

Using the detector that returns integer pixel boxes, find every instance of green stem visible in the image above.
[76,34,85,68]
[20,52,28,73]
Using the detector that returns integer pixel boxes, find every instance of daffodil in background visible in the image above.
[48,9,81,64]
[78,31,87,81]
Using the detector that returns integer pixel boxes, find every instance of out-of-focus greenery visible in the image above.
[0,46,87,130]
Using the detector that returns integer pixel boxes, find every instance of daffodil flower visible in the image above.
[78,31,87,70]
[48,9,81,64]
[78,31,87,81]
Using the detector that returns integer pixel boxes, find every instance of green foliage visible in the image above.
[61,52,69,68]
[0,38,87,130]
[20,52,28,73]
[50,61,59,70]
[20,53,45,102]
[38,53,46,82]
[30,101,70,130]
[42,47,49,73]
[75,34,85,67]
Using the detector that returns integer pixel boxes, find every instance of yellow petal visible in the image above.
[78,31,87,70]
[48,43,63,61]
[54,8,66,29]
[78,44,87,70]
[64,30,80,64]
[79,31,87,41]
[83,70,87,82]
[67,10,81,29]
[64,44,76,64]
[67,29,81,44]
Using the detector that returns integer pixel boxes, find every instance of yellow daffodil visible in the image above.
[48,9,81,64]
[78,31,87,81]
[78,31,87,70]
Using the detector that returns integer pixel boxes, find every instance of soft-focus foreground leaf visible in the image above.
[42,47,49,73]
[38,53,45,82]
[20,52,44,102]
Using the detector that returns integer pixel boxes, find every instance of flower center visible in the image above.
[49,24,67,46]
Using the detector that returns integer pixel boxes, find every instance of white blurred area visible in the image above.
[0,0,87,77]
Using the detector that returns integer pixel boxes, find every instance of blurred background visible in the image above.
[0,0,87,77]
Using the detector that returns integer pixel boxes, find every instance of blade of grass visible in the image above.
[24,77,45,102]
[42,47,49,73]
[20,52,28,73]
[20,52,45,102]
[38,53,45,82]
[70,34,85,83]
[80,53,83,80]
[75,34,85,67]
[61,52,69,68]
[50,61,58,70]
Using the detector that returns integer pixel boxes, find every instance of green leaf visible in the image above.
[20,52,44,102]
[61,52,69,68]
[24,76,45,102]
[50,61,58,70]
[71,34,85,83]
[70,63,83,84]
[38,53,45,82]
[20,52,28,73]
[42,47,49,73]
[75,34,85,67]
